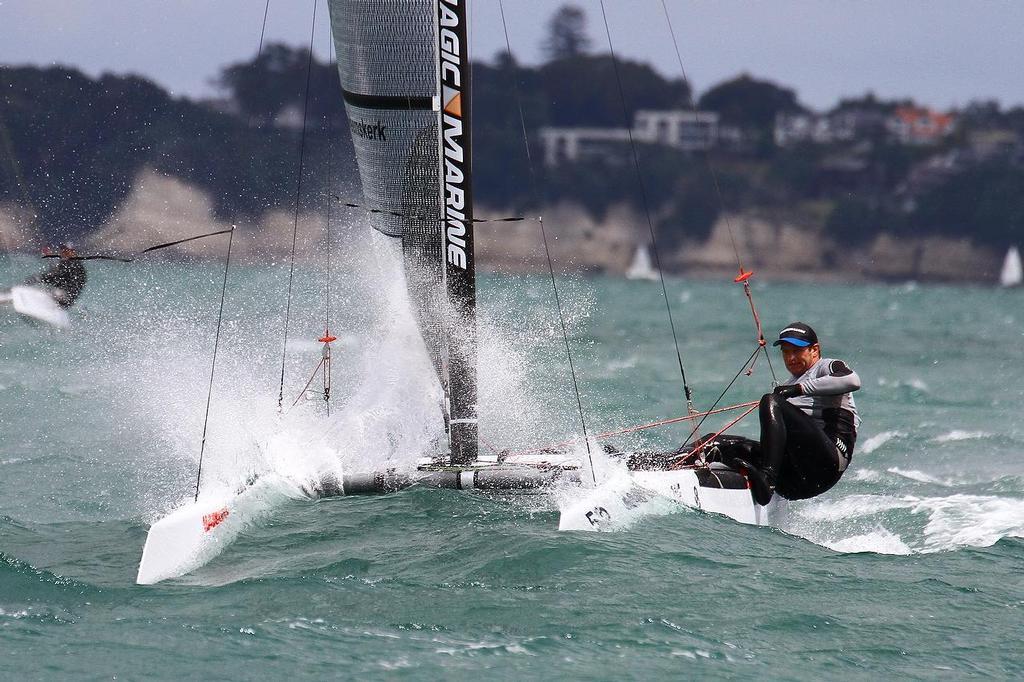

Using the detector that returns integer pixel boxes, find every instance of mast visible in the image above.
[436,0,477,464]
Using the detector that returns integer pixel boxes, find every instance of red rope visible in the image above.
[479,434,501,455]
[290,356,327,408]
[669,402,759,469]
[506,401,758,457]
[735,269,766,348]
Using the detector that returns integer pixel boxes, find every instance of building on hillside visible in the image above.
[886,106,955,145]
[540,109,720,166]
[774,112,834,146]
[774,109,886,147]
[828,109,888,140]
[540,127,633,166]
[632,110,718,151]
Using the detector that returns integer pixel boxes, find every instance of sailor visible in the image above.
[743,322,861,505]
[23,243,88,308]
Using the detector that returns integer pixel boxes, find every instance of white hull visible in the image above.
[559,468,780,531]
[5,285,71,328]
[136,475,293,585]
[137,497,236,585]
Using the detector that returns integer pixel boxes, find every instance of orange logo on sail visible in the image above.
[444,92,462,117]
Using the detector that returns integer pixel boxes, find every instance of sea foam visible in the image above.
[860,430,904,454]
[931,430,991,443]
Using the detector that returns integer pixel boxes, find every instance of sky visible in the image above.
[2,0,1023,112]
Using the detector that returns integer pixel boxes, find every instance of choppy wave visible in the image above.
[886,467,954,486]
[931,430,992,443]
[0,551,83,594]
[823,527,913,555]
[859,430,905,454]
[913,494,1024,551]
[6,257,1024,674]
[783,491,1024,555]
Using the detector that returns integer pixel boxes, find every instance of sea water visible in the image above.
[1,250,1022,679]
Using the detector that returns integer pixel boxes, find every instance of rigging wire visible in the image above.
[195,0,272,499]
[658,0,778,384]
[669,402,759,469]
[289,0,337,414]
[658,0,744,273]
[277,0,319,411]
[321,7,336,417]
[681,343,762,450]
[194,227,236,501]
[497,0,596,483]
[598,0,696,414]
[333,197,526,223]
[47,227,235,262]
[507,400,758,458]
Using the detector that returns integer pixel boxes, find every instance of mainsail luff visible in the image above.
[328,0,477,462]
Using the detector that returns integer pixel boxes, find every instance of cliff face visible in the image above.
[859,234,1002,283]
[477,202,1004,283]
[662,211,1002,283]
[1,170,1005,283]
[0,203,42,251]
[82,169,333,262]
[474,202,647,274]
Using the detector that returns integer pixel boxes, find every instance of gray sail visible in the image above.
[327,0,444,380]
[328,0,477,463]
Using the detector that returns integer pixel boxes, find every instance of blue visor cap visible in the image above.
[772,322,818,347]
[774,336,811,347]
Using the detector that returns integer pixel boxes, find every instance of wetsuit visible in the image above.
[24,259,87,308]
[762,358,861,500]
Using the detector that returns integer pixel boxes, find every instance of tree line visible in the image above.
[1,33,1022,250]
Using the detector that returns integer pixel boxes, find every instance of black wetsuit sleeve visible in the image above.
[800,360,861,396]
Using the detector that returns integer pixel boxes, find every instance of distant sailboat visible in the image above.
[625,243,659,281]
[136,0,782,584]
[999,246,1022,287]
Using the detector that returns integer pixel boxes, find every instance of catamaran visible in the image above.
[136,0,780,585]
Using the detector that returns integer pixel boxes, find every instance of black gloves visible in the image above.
[773,383,802,399]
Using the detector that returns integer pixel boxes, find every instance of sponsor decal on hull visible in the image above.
[202,508,229,532]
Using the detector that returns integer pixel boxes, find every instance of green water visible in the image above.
[2,252,1022,679]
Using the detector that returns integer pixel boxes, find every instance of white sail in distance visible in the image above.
[625,243,659,281]
[999,246,1022,287]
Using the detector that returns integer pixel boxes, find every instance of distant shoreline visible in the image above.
[0,172,1007,286]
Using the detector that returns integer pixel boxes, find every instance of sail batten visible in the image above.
[340,89,435,110]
